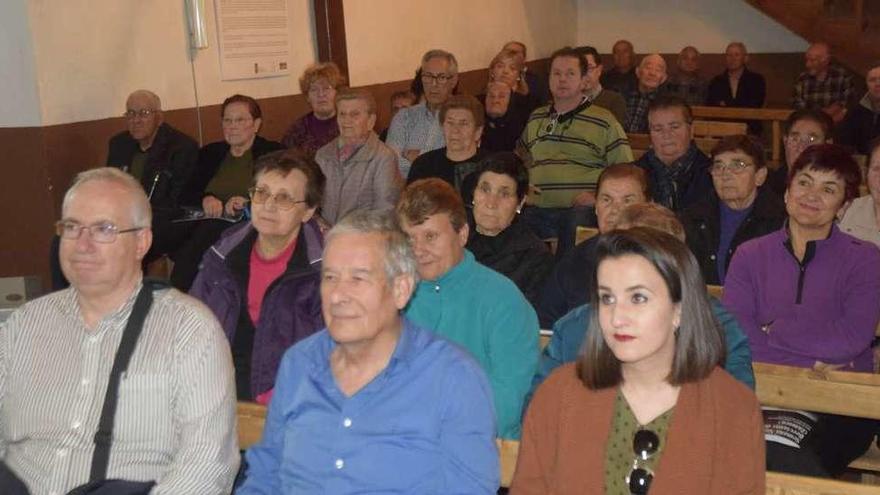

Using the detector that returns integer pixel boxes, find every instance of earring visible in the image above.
[516,207,521,214]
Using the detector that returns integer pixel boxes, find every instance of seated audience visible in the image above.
[387,49,459,178]
[532,203,755,400]
[282,62,343,158]
[107,90,198,263]
[399,179,539,440]
[502,40,550,105]
[238,210,499,493]
[536,163,649,328]
[600,39,638,94]
[666,46,707,106]
[513,227,764,493]
[379,89,416,141]
[519,46,632,256]
[723,144,880,477]
[2,168,238,493]
[623,53,668,133]
[488,48,540,112]
[706,42,766,134]
[481,81,531,152]
[840,138,880,247]
[172,94,284,291]
[466,152,555,307]
[576,45,627,125]
[636,95,712,212]
[407,94,485,202]
[314,88,402,225]
[837,61,880,154]
[766,108,833,196]
[190,150,326,404]
[793,42,853,123]
[681,135,786,285]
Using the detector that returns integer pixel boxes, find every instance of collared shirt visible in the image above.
[385,102,446,178]
[238,320,499,494]
[0,283,239,495]
[623,87,662,133]
[792,65,853,109]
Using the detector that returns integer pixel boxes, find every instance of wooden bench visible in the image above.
[691,106,794,167]
[574,226,599,245]
[237,401,267,450]
[754,363,880,482]
[693,119,748,138]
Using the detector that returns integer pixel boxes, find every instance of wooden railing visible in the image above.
[691,106,794,166]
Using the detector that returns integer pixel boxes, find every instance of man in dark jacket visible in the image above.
[107,90,198,261]
[838,62,880,154]
[706,42,766,134]
[636,95,713,212]
[680,135,786,285]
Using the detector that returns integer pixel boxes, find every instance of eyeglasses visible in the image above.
[785,132,822,146]
[710,158,753,175]
[124,109,157,119]
[421,72,455,86]
[56,221,144,244]
[626,429,659,495]
[248,187,306,210]
[222,117,254,127]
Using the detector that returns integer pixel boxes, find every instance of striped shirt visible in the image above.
[520,102,633,208]
[385,102,446,178]
[0,282,239,495]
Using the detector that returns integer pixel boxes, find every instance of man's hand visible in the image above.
[202,196,223,218]
[822,102,847,124]
[403,149,421,162]
[224,196,248,217]
[571,191,596,207]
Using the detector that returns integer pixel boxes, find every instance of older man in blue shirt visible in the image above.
[237,210,499,494]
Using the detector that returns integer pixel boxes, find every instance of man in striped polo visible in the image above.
[0,168,238,494]
[518,46,633,256]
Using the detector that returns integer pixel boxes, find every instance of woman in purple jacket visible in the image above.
[190,149,326,404]
[723,143,880,478]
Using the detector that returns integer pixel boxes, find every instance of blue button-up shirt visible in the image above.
[237,319,500,494]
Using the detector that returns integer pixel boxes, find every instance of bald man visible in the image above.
[793,42,853,123]
[107,90,199,262]
[623,53,668,132]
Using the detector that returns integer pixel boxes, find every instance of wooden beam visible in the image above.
[313,0,349,84]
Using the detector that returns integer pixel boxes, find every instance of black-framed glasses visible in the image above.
[710,158,753,175]
[421,72,454,86]
[626,429,659,494]
[123,109,157,120]
[56,221,144,244]
[248,187,306,210]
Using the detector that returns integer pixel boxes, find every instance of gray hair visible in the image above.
[726,42,748,55]
[126,89,162,111]
[62,167,152,227]
[335,87,377,115]
[421,49,458,75]
[325,209,418,284]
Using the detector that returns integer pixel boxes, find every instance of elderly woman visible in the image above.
[282,62,344,158]
[840,138,880,246]
[466,152,554,307]
[190,149,325,404]
[314,88,402,225]
[172,94,284,290]
[723,143,880,477]
[406,95,485,203]
[680,135,786,285]
[513,227,764,494]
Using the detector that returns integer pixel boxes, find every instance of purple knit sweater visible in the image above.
[722,224,880,372]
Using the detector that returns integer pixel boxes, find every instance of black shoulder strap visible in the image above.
[89,279,167,482]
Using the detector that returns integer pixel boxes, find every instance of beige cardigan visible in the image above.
[511,364,765,494]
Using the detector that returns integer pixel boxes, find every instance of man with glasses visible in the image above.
[576,45,627,125]
[518,46,632,256]
[635,95,712,212]
[386,49,459,178]
[766,108,834,196]
[0,168,238,493]
[681,134,786,285]
[191,149,326,405]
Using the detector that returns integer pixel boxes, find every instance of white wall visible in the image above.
[343,0,578,87]
[27,0,319,126]
[576,0,808,54]
[0,0,42,127]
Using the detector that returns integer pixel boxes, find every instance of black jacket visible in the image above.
[106,123,198,213]
[181,135,284,207]
[680,186,786,285]
[837,97,880,154]
[466,216,555,309]
[535,235,599,328]
[706,68,767,135]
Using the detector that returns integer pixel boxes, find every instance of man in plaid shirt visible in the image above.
[623,54,668,133]
[792,42,853,123]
